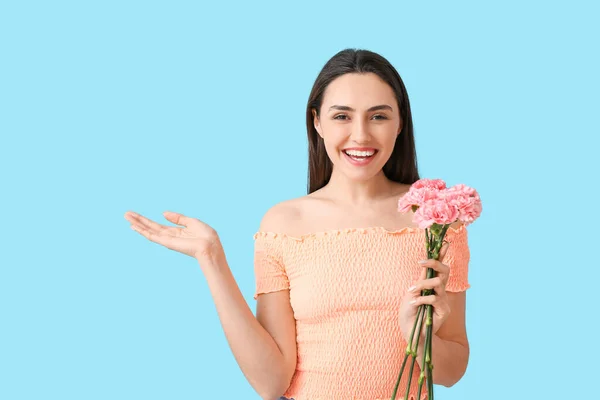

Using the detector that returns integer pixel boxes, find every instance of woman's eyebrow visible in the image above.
[329,104,393,112]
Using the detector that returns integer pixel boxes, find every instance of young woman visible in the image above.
[124,48,471,400]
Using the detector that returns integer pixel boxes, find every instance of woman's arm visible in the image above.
[124,208,296,399]
[198,206,297,400]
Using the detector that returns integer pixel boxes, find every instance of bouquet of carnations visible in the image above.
[390,178,482,400]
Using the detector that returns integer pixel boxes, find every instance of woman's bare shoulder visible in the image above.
[258,194,326,235]
[258,196,307,232]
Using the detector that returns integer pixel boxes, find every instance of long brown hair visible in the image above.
[306,48,420,194]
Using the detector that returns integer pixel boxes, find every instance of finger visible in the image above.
[419,264,427,280]
[125,213,152,231]
[409,267,427,295]
[439,241,450,262]
[410,294,435,306]
[131,224,177,248]
[125,211,157,229]
[424,276,445,291]
[163,211,196,227]
[418,266,448,289]
[409,276,445,294]
[419,258,449,278]
[127,212,178,235]
[410,294,445,307]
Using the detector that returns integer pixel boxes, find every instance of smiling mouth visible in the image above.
[342,149,378,161]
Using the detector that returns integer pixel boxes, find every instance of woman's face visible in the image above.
[313,72,402,182]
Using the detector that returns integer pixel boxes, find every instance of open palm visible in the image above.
[124,210,221,261]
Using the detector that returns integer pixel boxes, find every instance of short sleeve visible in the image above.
[443,225,471,292]
[252,233,290,299]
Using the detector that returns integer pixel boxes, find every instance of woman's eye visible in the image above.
[333,114,387,120]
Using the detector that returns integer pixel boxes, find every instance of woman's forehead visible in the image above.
[322,73,396,108]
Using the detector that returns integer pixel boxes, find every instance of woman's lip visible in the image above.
[342,150,377,166]
[343,147,378,152]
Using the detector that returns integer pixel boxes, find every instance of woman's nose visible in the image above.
[349,119,371,143]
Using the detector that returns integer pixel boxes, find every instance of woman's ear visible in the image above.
[312,109,323,138]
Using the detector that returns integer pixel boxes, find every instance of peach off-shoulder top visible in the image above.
[253,224,471,400]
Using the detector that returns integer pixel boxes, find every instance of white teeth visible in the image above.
[345,149,375,157]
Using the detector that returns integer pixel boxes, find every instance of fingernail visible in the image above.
[409,299,417,304]
[408,285,416,292]
[418,260,427,264]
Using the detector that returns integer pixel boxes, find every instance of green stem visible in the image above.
[420,225,452,399]
[417,307,430,400]
[391,304,425,400]
[390,351,408,400]
[404,304,426,400]
[391,304,422,400]
[417,369,425,400]
[426,305,434,399]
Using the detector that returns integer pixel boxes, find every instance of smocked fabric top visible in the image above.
[253,224,471,400]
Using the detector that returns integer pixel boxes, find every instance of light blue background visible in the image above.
[1,1,597,399]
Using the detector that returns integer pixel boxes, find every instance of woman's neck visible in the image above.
[320,169,401,208]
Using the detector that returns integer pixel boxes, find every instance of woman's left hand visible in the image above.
[399,244,451,343]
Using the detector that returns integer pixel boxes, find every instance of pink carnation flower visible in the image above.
[442,184,482,225]
[412,178,447,190]
[413,198,460,229]
[446,183,480,200]
[397,186,440,213]
[398,179,482,228]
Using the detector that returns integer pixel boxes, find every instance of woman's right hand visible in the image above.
[124,210,224,264]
